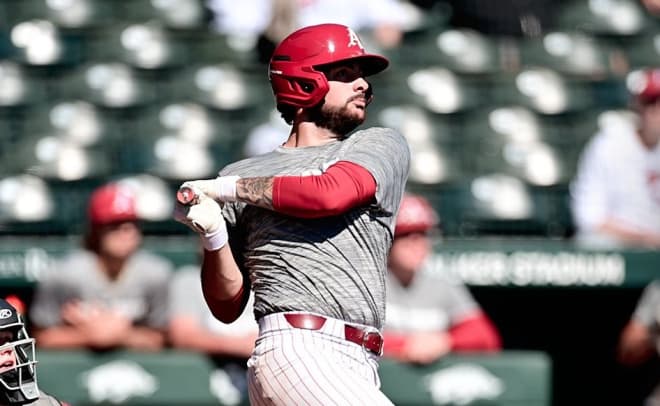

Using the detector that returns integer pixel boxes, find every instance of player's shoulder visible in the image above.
[353,126,403,140]
[35,390,69,406]
[349,126,408,150]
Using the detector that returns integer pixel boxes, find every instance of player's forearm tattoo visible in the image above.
[236,177,274,209]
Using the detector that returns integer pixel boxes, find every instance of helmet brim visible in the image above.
[316,54,389,77]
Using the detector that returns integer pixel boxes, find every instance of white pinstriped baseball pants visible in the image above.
[246,312,394,405]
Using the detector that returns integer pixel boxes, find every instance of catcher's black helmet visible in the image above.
[0,298,39,405]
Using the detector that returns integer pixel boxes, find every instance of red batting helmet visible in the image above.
[87,183,138,226]
[395,194,439,237]
[269,23,389,109]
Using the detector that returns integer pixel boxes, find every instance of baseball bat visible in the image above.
[176,186,198,205]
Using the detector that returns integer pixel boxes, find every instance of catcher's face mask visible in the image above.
[0,306,39,405]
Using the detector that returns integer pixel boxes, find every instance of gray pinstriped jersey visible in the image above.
[219,127,410,329]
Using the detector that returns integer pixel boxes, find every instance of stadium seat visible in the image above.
[119,0,209,30]
[373,104,465,184]
[0,174,60,234]
[620,31,660,70]
[21,99,116,147]
[407,174,557,237]
[383,66,485,114]
[0,60,45,107]
[56,62,157,108]
[6,19,83,67]
[3,0,117,30]
[462,105,578,185]
[490,68,594,115]
[169,63,268,112]
[555,0,649,37]
[518,31,616,78]
[387,28,504,74]
[85,22,189,70]
[7,133,112,181]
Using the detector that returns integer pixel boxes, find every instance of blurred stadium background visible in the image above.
[0,0,658,405]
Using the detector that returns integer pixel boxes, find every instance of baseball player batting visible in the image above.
[174,23,410,405]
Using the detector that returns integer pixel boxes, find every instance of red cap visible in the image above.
[87,183,138,225]
[394,194,439,237]
[628,68,660,104]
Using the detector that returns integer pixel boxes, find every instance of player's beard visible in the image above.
[309,97,366,139]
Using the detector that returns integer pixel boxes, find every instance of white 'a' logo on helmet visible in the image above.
[346,28,364,50]
[0,309,12,319]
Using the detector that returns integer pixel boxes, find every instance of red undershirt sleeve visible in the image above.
[272,160,377,218]
[449,312,502,352]
[382,312,501,357]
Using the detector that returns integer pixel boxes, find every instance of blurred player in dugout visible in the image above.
[383,193,501,364]
[29,182,173,351]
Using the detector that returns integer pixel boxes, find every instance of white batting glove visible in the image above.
[173,193,228,251]
[180,176,240,203]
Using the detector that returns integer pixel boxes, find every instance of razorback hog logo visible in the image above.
[346,28,364,50]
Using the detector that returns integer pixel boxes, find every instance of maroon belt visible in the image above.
[283,313,383,356]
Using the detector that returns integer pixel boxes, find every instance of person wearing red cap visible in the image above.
[174,24,409,404]
[571,68,660,248]
[29,182,173,351]
[382,193,501,364]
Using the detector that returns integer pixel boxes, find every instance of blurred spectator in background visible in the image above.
[617,279,660,405]
[206,0,410,63]
[168,264,258,403]
[571,68,660,249]
[29,182,173,351]
[383,193,501,364]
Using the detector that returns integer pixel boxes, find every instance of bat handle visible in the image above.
[176,186,198,205]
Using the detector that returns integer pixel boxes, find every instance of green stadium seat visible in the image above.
[555,0,649,37]
[620,31,660,70]
[518,31,616,78]
[3,0,118,30]
[56,62,157,108]
[169,63,268,112]
[0,174,54,224]
[408,174,557,237]
[462,106,578,185]
[0,60,46,107]
[85,22,189,71]
[21,100,117,147]
[386,28,504,74]
[373,104,465,183]
[118,0,209,30]
[490,68,594,115]
[380,66,485,114]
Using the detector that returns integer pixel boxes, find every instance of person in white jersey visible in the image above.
[617,279,660,406]
[571,68,660,248]
[174,23,410,405]
[383,193,501,364]
[30,182,172,351]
